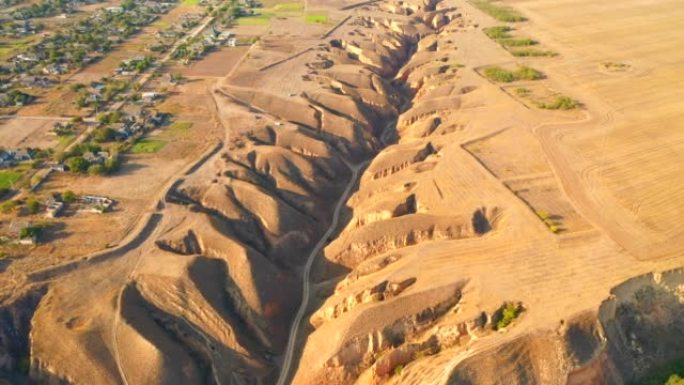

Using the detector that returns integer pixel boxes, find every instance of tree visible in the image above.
[26,197,40,214]
[66,156,89,173]
[19,225,41,240]
[62,190,76,203]
[93,127,117,143]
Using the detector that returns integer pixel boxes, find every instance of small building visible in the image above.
[45,198,64,218]
[227,37,238,47]
[78,195,114,213]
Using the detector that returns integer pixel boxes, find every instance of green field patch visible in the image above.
[274,3,303,11]
[166,121,193,138]
[305,12,328,24]
[470,0,526,22]
[131,139,167,154]
[0,171,22,190]
[182,0,200,6]
[237,12,274,25]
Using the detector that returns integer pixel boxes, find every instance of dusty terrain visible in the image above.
[0,0,683,384]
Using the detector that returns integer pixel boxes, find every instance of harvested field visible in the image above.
[0,117,64,148]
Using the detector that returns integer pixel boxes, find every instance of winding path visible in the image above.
[276,159,369,385]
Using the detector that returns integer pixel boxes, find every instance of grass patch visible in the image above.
[498,38,536,47]
[482,66,543,83]
[0,171,22,190]
[166,121,193,138]
[131,139,167,154]
[470,0,526,22]
[511,48,557,57]
[537,96,579,110]
[274,3,303,11]
[483,26,512,39]
[305,13,329,24]
[182,0,200,5]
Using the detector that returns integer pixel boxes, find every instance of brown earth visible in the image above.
[0,0,682,384]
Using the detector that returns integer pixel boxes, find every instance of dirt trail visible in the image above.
[276,159,369,385]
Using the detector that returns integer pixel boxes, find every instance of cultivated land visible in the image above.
[0,0,682,384]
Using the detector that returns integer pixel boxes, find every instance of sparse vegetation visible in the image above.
[470,0,526,22]
[511,48,557,57]
[495,302,521,330]
[537,96,579,110]
[483,26,511,39]
[601,61,630,72]
[393,364,404,376]
[498,38,536,47]
[483,66,543,83]
[26,197,40,214]
[0,200,18,214]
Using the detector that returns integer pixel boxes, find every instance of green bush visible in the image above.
[19,225,42,240]
[499,38,536,47]
[66,157,89,173]
[394,364,404,376]
[470,0,526,22]
[0,200,18,214]
[62,190,76,203]
[537,96,579,110]
[515,66,544,80]
[495,303,521,330]
[483,67,514,82]
[483,26,511,39]
[26,197,40,214]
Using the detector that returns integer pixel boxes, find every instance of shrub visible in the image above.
[483,25,511,39]
[26,197,40,214]
[19,224,42,240]
[62,190,76,203]
[515,66,544,80]
[498,38,537,47]
[483,67,514,82]
[470,0,526,22]
[536,209,550,220]
[495,303,521,330]
[537,96,579,110]
[393,364,404,376]
[511,49,557,57]
[93,127,117,143]
[66,156,89,173]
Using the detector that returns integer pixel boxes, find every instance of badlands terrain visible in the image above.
[0,0,683,384]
